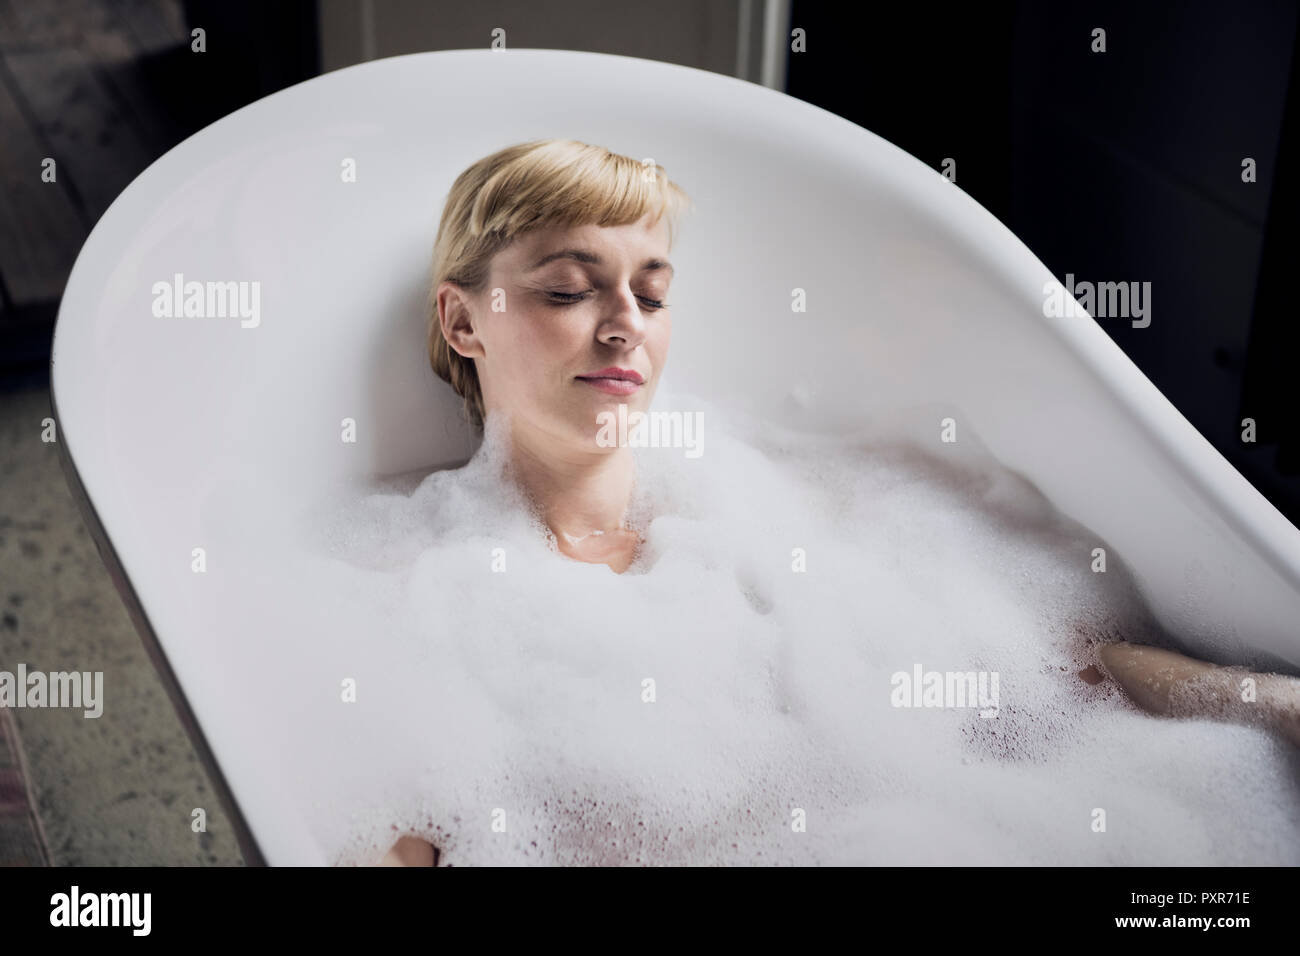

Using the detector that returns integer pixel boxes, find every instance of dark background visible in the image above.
[2,0,1297,527]
[787,0,1300,529]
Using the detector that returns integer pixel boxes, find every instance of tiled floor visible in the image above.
[0,706,48,865]
[0,383,242,864]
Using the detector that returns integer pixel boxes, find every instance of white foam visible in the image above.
[269,394,1300,865]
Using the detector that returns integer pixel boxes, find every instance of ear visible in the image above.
[437,281,485,359]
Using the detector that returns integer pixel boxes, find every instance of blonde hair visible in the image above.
[427,139,691,429]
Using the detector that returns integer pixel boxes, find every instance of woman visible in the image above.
[377,138,1300,865]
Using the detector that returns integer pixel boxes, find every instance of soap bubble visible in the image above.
[273,392,1300,865]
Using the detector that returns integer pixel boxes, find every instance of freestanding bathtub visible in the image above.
[51,49,1300,866]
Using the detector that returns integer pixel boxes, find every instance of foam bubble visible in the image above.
[274,393,1300,865]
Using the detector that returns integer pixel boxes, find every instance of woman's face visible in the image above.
[440,213,674,452]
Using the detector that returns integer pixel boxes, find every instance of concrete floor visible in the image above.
[0,382,243,865]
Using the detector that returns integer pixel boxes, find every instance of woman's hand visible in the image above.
[378,836,436,866]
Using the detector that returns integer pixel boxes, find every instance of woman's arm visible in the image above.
[378,836,436,866]
[1099,641,1300,747]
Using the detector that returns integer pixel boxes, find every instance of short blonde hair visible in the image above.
[427,139,691,429]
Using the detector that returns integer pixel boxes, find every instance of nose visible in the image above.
[596,285,648,350]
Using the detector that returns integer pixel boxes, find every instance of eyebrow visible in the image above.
[526,248,674,277]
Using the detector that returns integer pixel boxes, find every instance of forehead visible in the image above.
[505,215,671,265]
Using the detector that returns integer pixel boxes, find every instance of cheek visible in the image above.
[648,316,672,370]
[488,303,578,383]
[519,307,584,372]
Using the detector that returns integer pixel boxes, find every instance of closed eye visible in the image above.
[546,290,666,310]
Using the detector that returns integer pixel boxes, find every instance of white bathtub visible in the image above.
[51,49,1300,865]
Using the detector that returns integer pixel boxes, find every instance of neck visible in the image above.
[503,418,636,540]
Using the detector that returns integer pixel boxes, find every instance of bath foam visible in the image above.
[277,393,1300,866]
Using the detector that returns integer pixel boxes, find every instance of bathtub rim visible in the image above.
[64,45,1300,594]
[52,45,1300,594]
[46,381,269,868]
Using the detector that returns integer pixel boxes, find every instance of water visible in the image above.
[282,394,1300,865]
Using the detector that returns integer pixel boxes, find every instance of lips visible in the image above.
[575,367,645,395]
[577,367,645,384]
